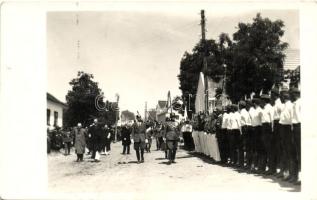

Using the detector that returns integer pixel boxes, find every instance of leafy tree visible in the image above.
[225,13,288,102]
[64,71,105,127]
[178,36,231,116]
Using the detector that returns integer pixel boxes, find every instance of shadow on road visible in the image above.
[185,150,301,192]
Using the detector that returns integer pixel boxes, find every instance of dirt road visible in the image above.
[48,142,300,195]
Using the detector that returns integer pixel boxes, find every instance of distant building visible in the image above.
[47,93,67,129]
[147,109,157,121]
[121,110,135,125]
[284,49,300,71]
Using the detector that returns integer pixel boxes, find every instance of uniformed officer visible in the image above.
[259,94,274,174]
[220,106,230,165]
[290,87,301,184]
[163,116,180,164]
[239,100,251,169]
[279,89,294,181]
[131,116,148,163]
[249,98,262,172]
[271,88,283,177]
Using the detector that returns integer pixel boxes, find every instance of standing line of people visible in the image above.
[214,87,301,185]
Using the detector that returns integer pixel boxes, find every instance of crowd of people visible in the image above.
[188,87,301,185]
[67,115,182,164]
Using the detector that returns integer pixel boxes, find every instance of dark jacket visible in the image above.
[121,126,131,145]
[164,122,180,141]
[131,122,148,143]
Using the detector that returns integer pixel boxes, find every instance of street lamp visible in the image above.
[114,93,119,142]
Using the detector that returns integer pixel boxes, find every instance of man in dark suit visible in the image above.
[131,116,148,163]
[121,124,131,154]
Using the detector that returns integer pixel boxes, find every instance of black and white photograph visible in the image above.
[1,1,317,200]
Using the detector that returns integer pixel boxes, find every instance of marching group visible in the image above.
[71,115,182,164]
[190,87,301,185]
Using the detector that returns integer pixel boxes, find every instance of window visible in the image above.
[54,111,58,127]
[47,109,51,125]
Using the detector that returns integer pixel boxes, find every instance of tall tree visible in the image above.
[64,71,105,127]
[178,37,231,116]
[225,13,288,102]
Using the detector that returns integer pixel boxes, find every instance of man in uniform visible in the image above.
[271,88,283,177]
[279,89,294,181]
[131,116,148,163]
[259,94,274,174]
[164,115,180,164]
[220,106,230,165]
[249,98,263,172]
[239,100,252,169]
[89,119,98,159]
[290,87,301,184]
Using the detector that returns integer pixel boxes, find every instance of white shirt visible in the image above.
[260,103,274,123]
[228,112,241,130]
[249,106,262,127]
[221,113,229,129]
[240,108,251,126]
[181,124,193,132]
[279,100,293,125]
[292,98,301,124]
[273,98,283,120]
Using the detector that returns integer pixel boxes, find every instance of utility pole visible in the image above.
[201,10,209,113]
[144,101,147,121]
[114,93,119,142]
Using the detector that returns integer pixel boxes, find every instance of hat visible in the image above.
[260,94,270,99]
[271,88,279,95]
[239,100,246,107]
[252,98,261,105]
[290,87,300,94]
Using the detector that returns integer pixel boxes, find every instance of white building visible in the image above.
[195,72,225,113]
[47,93,67,129]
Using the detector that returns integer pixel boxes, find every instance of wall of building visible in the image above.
[47,100,64,128]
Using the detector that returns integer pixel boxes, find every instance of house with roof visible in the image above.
[47,92,67,129]
[121,110,135,125]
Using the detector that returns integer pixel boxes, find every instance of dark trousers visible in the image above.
[270,121,280,173]
[76,153,84,161]
[252,126,262,168]
[220,129,230,163]
[146,138,152,152]
[244,126,253,167]
[238,126,249,167]
[260,123,272,171]
[183,132,195,150]
[105,139,111,152]
[217,129,227,163]
[123,145,130,154]
[280,124,292,173]
[168,149,177,161]
[136,149,144,161]
[291,123,301,178]
[156,137,163,150]
[64,142,71,155]
[228,129,239,164]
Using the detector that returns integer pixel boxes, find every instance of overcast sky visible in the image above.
[47,9,299,116]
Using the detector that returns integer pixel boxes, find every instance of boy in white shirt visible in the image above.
[260,94,274,175]
[279,90,294,181]
[290,87,301,184]
[228,104,241,166]
[250,98,263,172]
[239,100,251,169]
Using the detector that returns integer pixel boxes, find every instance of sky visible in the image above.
[47,9,299,116]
